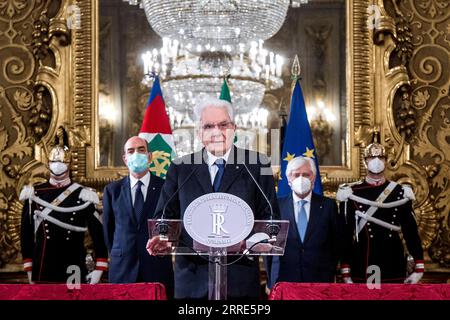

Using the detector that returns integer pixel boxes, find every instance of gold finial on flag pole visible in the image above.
[290,54,301,95]
[291,54,301,81]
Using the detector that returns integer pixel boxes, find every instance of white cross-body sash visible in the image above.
[34,183,88,233]
[356,181,397,234]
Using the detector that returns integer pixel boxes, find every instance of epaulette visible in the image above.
[401,184,415,201]
[79,187,100,205]
[33,182,49,191]
[339,180,363,189]
[336,181,361,202]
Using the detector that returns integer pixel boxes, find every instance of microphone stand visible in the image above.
[158,165,199,240]
[241,163,280,240]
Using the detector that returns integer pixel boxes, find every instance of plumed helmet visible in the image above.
[48,126,71,163]
[363,129,386,158]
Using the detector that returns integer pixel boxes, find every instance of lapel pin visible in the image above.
[236,166,239,169]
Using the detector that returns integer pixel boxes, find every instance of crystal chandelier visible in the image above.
[142,38,283,116]
[138,0,290,54]
[142,38,284,88]
[125,0,293,145]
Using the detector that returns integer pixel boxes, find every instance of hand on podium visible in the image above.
[146,236,172,256]
[245,233,273,253]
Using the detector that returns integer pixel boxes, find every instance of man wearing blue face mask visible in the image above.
[267,156,343,288]
[102,136,174,297]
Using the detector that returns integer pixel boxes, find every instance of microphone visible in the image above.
[158,164,199,239]
[241,162,280,239]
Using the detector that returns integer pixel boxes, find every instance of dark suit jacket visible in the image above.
[155,146,280,299]
[268,192,342,288]
[102,173,174,296]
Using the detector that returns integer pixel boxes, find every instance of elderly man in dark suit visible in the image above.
[268,156,343,288]
[102,136,174,297]
[147,97,280,299]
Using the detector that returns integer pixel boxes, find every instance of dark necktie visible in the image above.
[213,159,226,192]
[134,180,144,221]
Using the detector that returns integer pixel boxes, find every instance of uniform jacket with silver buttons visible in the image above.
[21,182,108,283]
[339,180,423,283]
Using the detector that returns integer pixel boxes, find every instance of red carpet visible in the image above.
[269,282,450,300]
[0,283,166,300]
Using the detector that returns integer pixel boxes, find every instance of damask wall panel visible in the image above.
[0,0,46,268]
[374,0,450,271]
[397,0,450,268]
[0,0,68,269]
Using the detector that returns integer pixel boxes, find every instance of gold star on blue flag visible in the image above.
[278,80,323,197]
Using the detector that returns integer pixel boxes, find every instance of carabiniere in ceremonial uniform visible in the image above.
[19,127,108,283]
[336,137,424,283]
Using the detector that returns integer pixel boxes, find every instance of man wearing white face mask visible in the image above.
[102,136,174,297]
[20,127,108,284]
[268,156,344,288]
[336,134,424,284]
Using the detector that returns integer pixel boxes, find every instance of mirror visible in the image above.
[71,0,372,186]
[97,0,347,167]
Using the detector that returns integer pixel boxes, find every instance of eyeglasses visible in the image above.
[201,121,235,131]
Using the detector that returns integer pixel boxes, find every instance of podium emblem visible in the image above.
[184,193,254,248]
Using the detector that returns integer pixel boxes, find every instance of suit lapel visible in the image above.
[139,175,158,225]
[120,176,137,226]
[303,193,321,244]
[283,194,301,244]
[194,149,214,194]
[219,146,244,192]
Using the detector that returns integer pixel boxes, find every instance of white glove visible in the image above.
[404,272,423,284]
[86,270,103,284]
[27,271,34,284]
[343,277,353,284]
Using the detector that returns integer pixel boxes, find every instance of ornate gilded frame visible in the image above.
[2,0,448,273]
[68,0,371,187]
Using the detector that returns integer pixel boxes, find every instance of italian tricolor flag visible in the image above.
[220,78,237,143]
[139,76,175,179]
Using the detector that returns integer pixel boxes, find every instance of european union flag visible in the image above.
[277,79,323,197]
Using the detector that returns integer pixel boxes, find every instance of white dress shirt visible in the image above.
[129,171,151,206]
[292,191,312,224]
[206,148,232,185]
